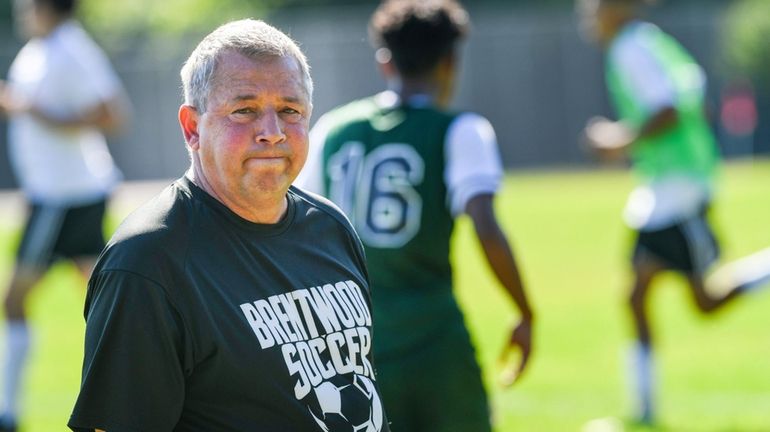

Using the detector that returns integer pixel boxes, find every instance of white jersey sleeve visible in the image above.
[54,22,122,115]
[444,113,504,216]
[294,114,331,194]
[611,29,676,116]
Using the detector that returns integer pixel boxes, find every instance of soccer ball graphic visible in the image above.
[309,374,384,432]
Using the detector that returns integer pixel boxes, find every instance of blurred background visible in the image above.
[0,0,768,184]
[0,0,768,431]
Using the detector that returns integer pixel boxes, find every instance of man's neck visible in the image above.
[186,168,288,224]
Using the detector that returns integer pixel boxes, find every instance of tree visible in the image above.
[722,0,770,89]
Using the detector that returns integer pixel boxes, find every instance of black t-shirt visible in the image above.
[69,177,390,432]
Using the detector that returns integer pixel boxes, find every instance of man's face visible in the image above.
[188,51,312,212]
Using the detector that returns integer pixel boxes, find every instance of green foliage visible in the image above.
[722,0,770,87]
[78,0,264,37]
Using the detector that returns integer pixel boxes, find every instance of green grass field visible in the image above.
[2,160,769,432]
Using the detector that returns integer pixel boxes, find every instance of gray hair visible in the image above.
[180,19,313,112]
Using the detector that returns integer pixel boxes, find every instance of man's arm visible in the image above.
[69,270,187,432]
[465,193,533,385]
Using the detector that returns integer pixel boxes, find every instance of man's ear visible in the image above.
[179,105,200,150]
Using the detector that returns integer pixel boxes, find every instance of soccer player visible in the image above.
[68,19,390,432]
[295,1,534,430]
[577,0,762,424]
[0,0,127,430]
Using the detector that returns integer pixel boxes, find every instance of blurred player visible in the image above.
[295,0,534,430]
[0,0,127,430]
[577,0,766,424]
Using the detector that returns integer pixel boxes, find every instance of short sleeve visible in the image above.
[294,115,332,194]
[610,34,676,119]
[58,25,122,113]
[444,113,504,216]
[69,271,189,432]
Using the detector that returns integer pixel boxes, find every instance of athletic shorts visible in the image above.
[376,321,491,432]
[16,199,108,269]
[632,209,720,275]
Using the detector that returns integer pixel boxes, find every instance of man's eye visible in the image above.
[282,108,299,115]
[233,108,254,115]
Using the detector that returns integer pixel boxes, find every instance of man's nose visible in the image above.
[256,110,286,145]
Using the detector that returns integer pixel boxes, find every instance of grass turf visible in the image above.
[2,159,769,431]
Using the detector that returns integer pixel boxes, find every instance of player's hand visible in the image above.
[0,80,9,117]
[0,81,30,117]
[498,316,532,387]
[582,116,634,161]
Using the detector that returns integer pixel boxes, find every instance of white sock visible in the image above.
[629,342,654,422]
[2,321,31,420]
[711,247,770,294]
[733,248,770,292]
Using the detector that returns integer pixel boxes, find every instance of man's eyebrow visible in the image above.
[233,94,258,102]
[231,94,306,104]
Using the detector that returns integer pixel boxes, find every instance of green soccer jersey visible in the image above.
[606,21,719,184]
[297,91,504,356]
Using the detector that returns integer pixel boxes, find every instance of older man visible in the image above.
[68,19,389,432]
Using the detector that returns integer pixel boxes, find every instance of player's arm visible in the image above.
[0,80,129,133]
[584,107,677,158]
[584,33,682,158]
[445,113,534,385]
[0,80,17,118]
[466,194,534,384]
[29,91,130,133]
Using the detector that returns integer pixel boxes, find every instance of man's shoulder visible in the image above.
[290,186,354,231]
[99,180,194,273]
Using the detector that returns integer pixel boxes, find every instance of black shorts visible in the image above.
[632,211,720,275]
[16,199,108,269]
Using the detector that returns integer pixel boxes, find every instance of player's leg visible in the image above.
[686,275,742,314]
[678,214,744,314]
[707,247,770,296]
[1,203,65,428]
[628,251,663,426]
[1,265,45,432]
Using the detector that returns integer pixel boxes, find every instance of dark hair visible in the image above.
[599,0,657,5]
[34,0,77,15]
[369,0,469,78]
